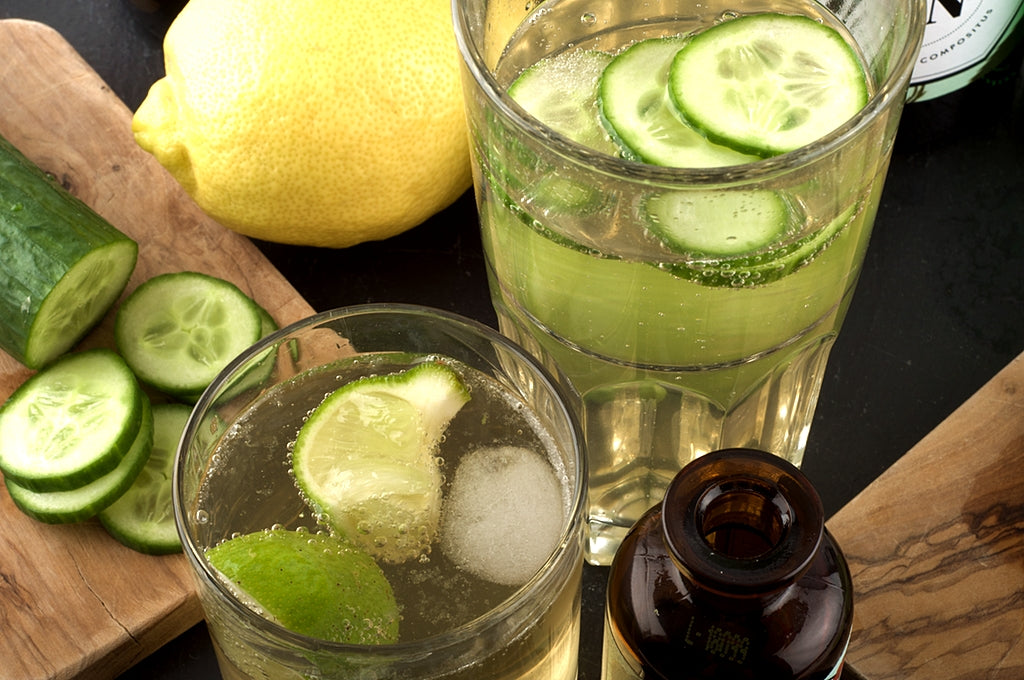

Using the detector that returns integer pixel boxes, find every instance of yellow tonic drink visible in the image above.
[454,0,926,563]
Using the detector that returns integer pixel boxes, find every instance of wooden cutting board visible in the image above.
[0,19,315,680]
[828,350,1024,679]
[3,16,1022,680]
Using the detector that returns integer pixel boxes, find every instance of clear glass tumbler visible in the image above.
[174,304,586,679]
[453,0,926,564]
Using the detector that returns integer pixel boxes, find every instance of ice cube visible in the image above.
[440,445,565,587]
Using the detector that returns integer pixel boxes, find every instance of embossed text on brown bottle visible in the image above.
[602,448,853,679]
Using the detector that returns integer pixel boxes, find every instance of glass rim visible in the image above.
[173,302,587,658]
[451,0,927,184]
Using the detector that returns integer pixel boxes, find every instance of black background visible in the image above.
[2,1,1022,678]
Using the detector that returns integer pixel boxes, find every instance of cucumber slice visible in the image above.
[115,271,263,398]
[526,174,608,217]
[661,200,859,286]
[668,13,869,156]
[643,189,790,256]
[0,134,138,369]
[5,396,154,524]
[509,49,620,155]
[255,303,279,336]
[99,402,189,554]
[177,301,280,404]
[0,349,143,492]
[598,37,758,167]
[506,51,616,216]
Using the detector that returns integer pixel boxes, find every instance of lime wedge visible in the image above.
[291,362,471,563]
[206,529,399,644]
[668,13,869,156]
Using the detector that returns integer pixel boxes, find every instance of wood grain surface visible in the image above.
[828,351,1024,679]
[0,19,314,680]
[3,16,1023,680]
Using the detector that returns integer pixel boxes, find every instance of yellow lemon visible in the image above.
[133,0,472,248]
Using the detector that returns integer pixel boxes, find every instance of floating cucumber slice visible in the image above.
[509,49,620,155]
[668,13,869,156]
[508,50,617,215]
[660,201,860,287]
[644,189,790,256]
[598,37,758,167]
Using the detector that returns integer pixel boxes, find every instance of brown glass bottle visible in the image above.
[602,448,853,680]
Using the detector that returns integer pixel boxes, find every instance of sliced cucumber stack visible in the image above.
[598,37,757,167]
[0,256,283,549]
[0,349,144,492]
[507,13,868,166]
[668,13,869,157]
[99,402,189,554]
[5,397,153,524]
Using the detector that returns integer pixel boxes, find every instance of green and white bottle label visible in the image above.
[910,0,1024,100]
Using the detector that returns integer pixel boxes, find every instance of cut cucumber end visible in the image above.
[0,133,139,371]
[25,239,138,370]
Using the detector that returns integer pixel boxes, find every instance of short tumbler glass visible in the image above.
[174,304,586,679]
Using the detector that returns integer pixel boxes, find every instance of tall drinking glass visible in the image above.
[453,0,925,564]
[175,305,586,679]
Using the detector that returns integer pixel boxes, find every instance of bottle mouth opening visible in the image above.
[697,480,793,561]
[662,448,824,594]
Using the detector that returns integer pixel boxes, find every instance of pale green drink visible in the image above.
[454,0,924,563]
[175,306,586,678]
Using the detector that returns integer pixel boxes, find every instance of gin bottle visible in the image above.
[602,448,853,680]
[909,0,1024,101]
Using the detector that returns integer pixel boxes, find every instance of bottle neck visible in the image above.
[661,448,825,598]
